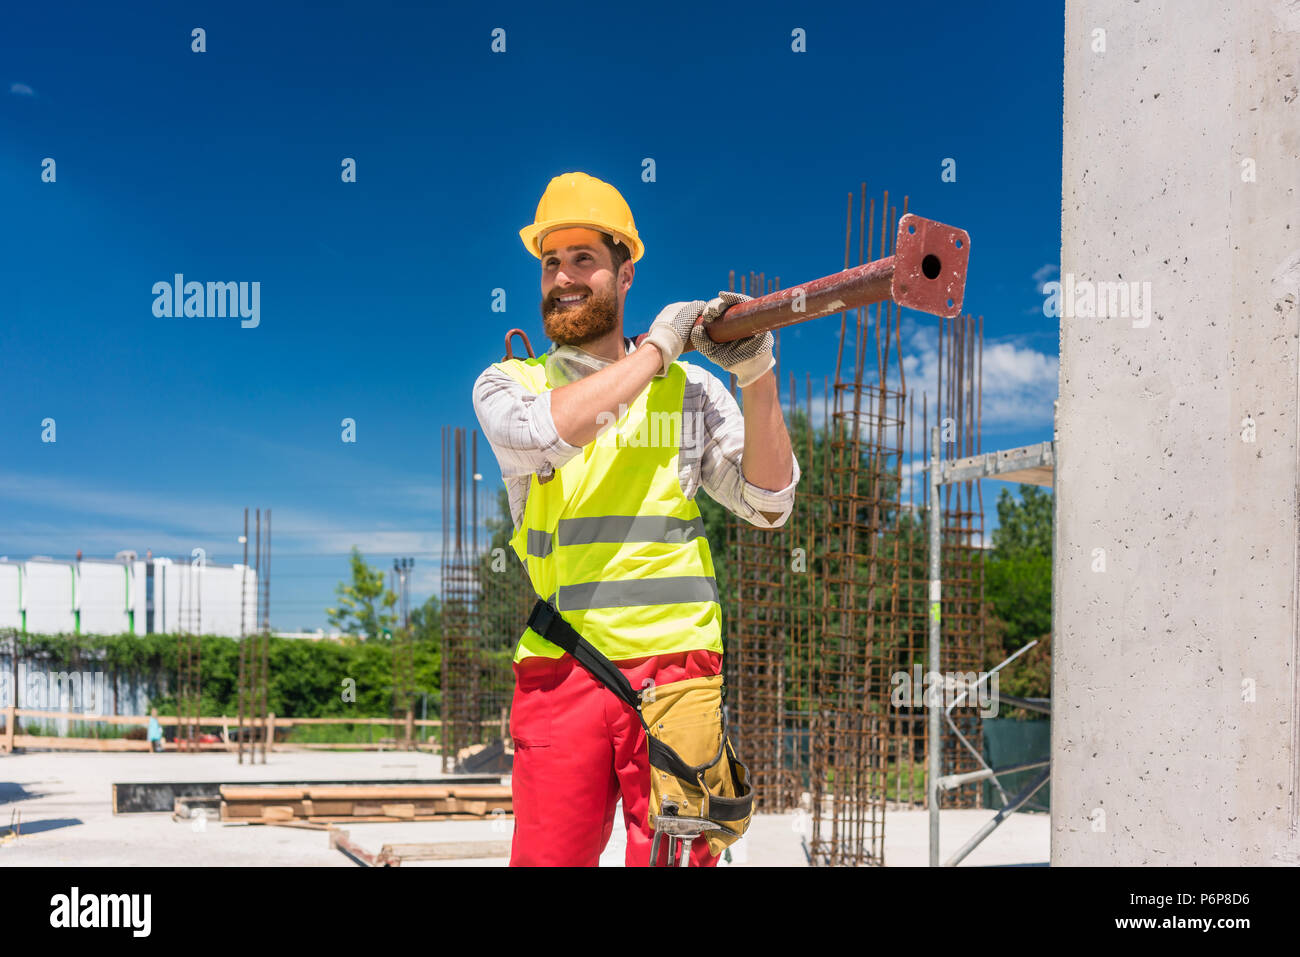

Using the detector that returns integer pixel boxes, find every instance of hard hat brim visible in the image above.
[520,219,644,263]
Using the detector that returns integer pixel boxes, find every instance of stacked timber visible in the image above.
[219,784,513,824]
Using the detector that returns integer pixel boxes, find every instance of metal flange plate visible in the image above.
[891,213,970,318]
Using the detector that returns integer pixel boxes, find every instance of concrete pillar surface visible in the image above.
[1056,0,1300,865]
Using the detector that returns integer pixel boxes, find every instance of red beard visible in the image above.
[540,281,619,346]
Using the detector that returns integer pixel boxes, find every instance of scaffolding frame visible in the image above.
[926,436,1056,865]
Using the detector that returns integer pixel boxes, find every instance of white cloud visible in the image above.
[1026,264,1061,313]
[9,82,35,97]
[894,317,1058,434]
[0,469,448,562]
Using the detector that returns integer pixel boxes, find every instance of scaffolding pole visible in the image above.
[927,425,941,866]
[926,437,1056,865]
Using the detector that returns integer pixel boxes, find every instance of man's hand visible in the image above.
[643,299,707,377]
[689,291,775,388]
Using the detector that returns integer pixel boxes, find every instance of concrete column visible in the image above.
[1056,1,1300,864]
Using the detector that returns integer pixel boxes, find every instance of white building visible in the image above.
[0,554,259,637]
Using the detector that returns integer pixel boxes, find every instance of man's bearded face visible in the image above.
[539,229,623,346]
[540,272,619,346]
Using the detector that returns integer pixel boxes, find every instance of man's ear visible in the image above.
[621,260,635,294]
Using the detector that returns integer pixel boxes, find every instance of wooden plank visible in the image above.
[13,709,149,725]
[444,798,489,815]
[354,800,492,817]
[446,785,514,799]
[411,802,461,814]
[379,840,513,862]
[274,717,396,726]
[328,828,377,867]
[223,806,317,822]
[223,800,508,821]
[265,819,329,830]
[11,735,225,752]
[304,786,453,800]
[221,802,308,818]
[12,735,146,751]
[113,778,502,814]
[6,709,444,728]
[220,786,306,801]
[302,800,354,816]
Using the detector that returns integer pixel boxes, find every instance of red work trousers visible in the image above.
[508,648,723,867]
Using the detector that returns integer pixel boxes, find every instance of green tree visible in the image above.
[409,594,442,645]
[990,485,1053,558]
[406,593,443,699]
[984,485,1053,648]
[982,485,1053,714]
[326,547,398,639]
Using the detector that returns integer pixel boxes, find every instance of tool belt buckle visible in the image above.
[649,810,713,868]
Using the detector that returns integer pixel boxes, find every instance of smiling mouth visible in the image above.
[554,292,588,308]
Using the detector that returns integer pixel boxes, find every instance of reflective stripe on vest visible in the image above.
[558,575,720,610]
[526,528,552,558]
[523,514,706,559]
[492,353,722,663]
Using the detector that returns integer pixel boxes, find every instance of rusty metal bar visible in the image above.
[684,214,969,350]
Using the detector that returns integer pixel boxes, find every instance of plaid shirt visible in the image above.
[472,337,800,530]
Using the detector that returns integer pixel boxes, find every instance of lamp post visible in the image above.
[393,557,413,629]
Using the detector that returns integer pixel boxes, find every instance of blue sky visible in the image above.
[1,0,1063,629]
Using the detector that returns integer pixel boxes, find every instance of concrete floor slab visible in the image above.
[1,752,1049,866]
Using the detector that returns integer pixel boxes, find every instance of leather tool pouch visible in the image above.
[639,673,754,856]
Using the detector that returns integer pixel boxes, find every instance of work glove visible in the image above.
[689,291,775,388]
[643,299,708,377]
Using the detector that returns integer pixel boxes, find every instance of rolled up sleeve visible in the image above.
[695,369,801,528]
[472,366,583,478]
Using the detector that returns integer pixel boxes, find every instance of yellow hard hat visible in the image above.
[520,171,644,263]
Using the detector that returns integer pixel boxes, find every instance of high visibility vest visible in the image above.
[491,354,723,663]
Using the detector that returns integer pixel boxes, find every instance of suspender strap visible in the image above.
[526,598,641,711]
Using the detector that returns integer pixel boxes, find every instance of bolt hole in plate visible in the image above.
[891,213,971,318]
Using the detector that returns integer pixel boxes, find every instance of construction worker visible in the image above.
[473,171,800,866]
